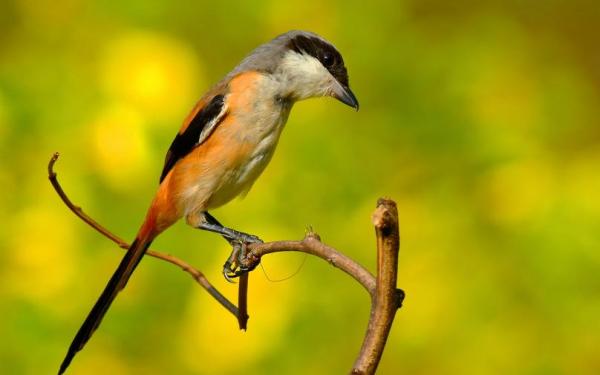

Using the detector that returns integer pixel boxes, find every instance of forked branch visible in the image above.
[47,152,240,320]
[49,153,404,374]
[241,199,404,374]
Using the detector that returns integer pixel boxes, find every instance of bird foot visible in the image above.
[222,234,262,282]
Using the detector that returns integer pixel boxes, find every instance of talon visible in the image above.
[223,258,233,270]
[222,242,243,282]
[221,234,260,281]
[222,261,238,283]
[237,251,252,273]
[223,269,238,283]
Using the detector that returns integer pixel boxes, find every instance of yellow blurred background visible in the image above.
[1,0,599,374]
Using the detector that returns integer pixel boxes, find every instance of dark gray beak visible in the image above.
[332,81,359,110]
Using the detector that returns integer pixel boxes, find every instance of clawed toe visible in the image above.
[221,237,260,281]
[222,262,251,281]
[222,258,238,283]
[198,213,262,281]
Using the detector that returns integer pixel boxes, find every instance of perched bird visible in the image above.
[58,30,358,374]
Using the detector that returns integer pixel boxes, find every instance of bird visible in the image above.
[58,30,358,374]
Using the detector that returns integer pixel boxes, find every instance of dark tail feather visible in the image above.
[58,235,153,374]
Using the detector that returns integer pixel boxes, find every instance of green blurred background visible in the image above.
[1,0,599,374]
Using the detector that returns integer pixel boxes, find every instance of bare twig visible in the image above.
[243,235,376,296]
[352,198,403,374]
[47,152,239,319]
[237,273,249,330]
[241,200,403,374]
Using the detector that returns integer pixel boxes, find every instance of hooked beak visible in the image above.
[331,81,359,110]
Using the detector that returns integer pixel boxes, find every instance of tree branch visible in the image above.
[243,235,376,295]
[241,199,404,374]
[49,153,404,373]
[47,152,240,319]
[237,273,249,330]
[352,198,403,374]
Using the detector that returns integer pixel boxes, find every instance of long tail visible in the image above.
[58,221,157,375]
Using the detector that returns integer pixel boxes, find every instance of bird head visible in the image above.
[234,30,359,110]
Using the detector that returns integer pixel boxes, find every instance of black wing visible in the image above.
[159,94,226,182]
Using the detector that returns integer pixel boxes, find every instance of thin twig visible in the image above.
[242,203,403,374]
[352,198,403,374]
[237,273,249,330]
[244,234,376,297]
[47,152,239,319]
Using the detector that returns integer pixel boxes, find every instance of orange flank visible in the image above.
[177,70,263,135]
[155,71,266,227]
[166,112,256,223]
[227,71,264,110]
[146,172,181,233]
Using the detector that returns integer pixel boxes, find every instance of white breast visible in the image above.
[236,130,280,192]
[204,75,292,208]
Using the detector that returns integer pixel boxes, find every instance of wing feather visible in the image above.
[160,94,227,182]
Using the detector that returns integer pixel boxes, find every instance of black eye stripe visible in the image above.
[286,34,349,86]
[288,35,342,67]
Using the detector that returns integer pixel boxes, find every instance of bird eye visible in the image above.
[322,53,334,67]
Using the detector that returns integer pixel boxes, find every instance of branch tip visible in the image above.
[353,197,401,374]
[376,197,395,207]
[48,152,60,177]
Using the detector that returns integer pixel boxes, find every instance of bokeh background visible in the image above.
[1,0,599,374]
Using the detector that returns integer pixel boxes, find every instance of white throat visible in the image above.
[274,51,334,101]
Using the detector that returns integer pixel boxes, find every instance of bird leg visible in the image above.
[199,212,262,281]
